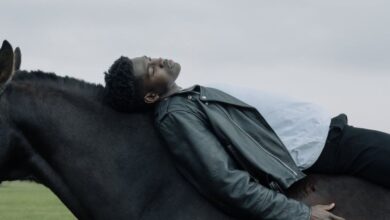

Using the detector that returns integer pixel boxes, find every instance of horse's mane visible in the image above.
[13,70,106,102]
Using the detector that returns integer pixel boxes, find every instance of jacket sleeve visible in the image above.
[156,110,311,220]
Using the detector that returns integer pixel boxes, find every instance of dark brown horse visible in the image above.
[0,40,389,220]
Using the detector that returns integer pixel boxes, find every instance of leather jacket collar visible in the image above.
[170,84,256,110]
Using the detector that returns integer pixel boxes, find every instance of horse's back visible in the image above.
[287,174,390,220]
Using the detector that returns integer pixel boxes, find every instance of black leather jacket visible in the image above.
[154,85,310,220]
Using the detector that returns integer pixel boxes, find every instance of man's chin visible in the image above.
[171,63,181,78]
[175,63,181,73]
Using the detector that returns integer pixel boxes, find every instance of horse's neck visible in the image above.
[9,82,103,136]
[6,82,171,219]
[4,83,108,219]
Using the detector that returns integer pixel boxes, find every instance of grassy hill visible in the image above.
[0,181,75,220]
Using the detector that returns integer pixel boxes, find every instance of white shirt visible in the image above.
[206,83,331,170]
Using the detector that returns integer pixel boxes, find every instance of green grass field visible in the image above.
[0,181,75,220]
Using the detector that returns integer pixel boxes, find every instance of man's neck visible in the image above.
[160,83,183,99]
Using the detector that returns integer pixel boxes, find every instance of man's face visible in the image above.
[131,56,181,95]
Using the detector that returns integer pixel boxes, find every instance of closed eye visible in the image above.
[143,56,152,62]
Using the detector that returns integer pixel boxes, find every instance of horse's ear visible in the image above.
[0,40,15,87]
[14,47,21,71]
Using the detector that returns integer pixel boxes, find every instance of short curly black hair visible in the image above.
[103,56,150,112]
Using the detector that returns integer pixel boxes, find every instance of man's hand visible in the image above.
[310,203,345,220]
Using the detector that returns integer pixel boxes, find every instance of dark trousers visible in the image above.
[305,114,390,188]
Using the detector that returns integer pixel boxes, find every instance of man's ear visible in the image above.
[144,92,160,104]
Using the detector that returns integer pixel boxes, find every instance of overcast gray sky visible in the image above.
[2,0,389,132]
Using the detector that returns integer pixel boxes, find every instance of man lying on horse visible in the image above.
[103,56,390,220]
[0,39,389,219]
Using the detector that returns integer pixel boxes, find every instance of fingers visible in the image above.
[319,203,335,211]
[330,213,345,220]
[311,203,345,220]
[327,203,345,220]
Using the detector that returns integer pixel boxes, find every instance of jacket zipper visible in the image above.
[218,106,298,177]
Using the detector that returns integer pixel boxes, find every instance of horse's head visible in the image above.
[0,40,93,219]
[0,41,14,89]
[0,40,21,92]
[0,40,32,182]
